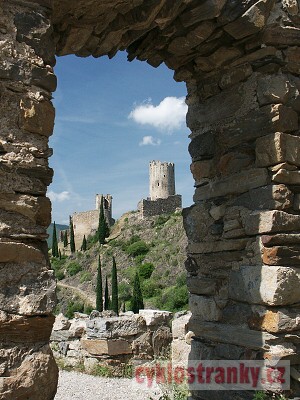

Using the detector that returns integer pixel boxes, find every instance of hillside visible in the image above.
[51,210,188,317]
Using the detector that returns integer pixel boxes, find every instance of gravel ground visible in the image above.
[55,370,164,400]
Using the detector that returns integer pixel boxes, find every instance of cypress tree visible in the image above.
[59,249,62,260]
[69,216,76,253]
[63,231,68,248]
[96,256,103,312]
[111,256,119,315]
[104,276,110,310]
[130,271,144,314]
[51,222,59,258]
[81,235,87,252]
[98,196,109,245]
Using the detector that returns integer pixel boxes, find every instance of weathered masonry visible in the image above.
[1,0,300,399]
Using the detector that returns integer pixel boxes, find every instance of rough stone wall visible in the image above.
[51,310,173,371]
[183,3,300,399]
[72,210,99,249]
[138,195,182,218]
[149,160,176,200]
[0,1,58,399]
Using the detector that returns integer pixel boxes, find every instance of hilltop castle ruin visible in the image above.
[138,160,182,218]
[60,194,114,249]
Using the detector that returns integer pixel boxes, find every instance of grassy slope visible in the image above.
[52,210,188,316]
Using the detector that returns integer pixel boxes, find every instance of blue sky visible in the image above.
[49,51,194,224]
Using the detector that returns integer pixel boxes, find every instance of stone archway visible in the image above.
[1,1,300,399]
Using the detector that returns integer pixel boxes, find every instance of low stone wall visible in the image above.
[51,310,175,373]
[138,195,182,218]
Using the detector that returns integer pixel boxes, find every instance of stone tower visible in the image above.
[149,160,176,200]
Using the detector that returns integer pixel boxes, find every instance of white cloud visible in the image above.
[129,96,187,132]
[139,136,161,146]
[48,191,71,202]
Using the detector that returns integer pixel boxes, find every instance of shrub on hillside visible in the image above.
[80,271,92,283]
[141,279,161,299]
[126,240,149,257]
[67,262,82,276]
[66,301,84,319]
[55,270,65,281]
[138,262,155,279]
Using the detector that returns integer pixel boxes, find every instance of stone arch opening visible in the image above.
[1,1,300,399]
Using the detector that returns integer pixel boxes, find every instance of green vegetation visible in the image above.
[65,300,84,319]
[63,231,68,247]
[51,222,59,258]
[138,262,154,279]
[104,276,110,310]
[111,256,119,315]
[69,216,76,253]
[96,256,103,312]
[154,273,188,312]
[130,271,144,313]
[98,196,110,245]
[126,240,149,257]
[253,393,288,400]
[79,271,92,283]
[67,262,82,276]
[81,235,87,251]
[154,214,171,227]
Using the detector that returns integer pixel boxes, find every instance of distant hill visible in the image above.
[47,223,68,247]
[51,210,188,316]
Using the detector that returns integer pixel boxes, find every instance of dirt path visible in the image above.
[57,282,96,308]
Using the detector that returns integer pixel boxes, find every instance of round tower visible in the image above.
[149,160,176,200]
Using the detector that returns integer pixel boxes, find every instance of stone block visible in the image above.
[172,312,191,339]
[188,320,277,349]
[187,276,217,296]
[139,309,173,327]
[0,264,56,315]
[132,331,153,359]
[224,0,274,39]
[194,168,269,201]
[285,46,300,74]
[190,160,214,183]
[53,313,71,331]
[257,75,291,105]
[87,315,146,339]
[229,265,300,306]
[152,326,172,357]
[232,184,293,211]
[0,344,58,400]
[81,338,132,356]
[69,318,87,338]
[19,98,55,137]
[249,305,300,333]
[0,241,45,264]
[219,64,252,89]
[243,210,300,235]
[172,339,191,367]
[0,312,54,343]
[262,245,300,265]
[294,193,300,211]
[189,294,222,321]
[272,168,300,185]
[262,233,300,246]
[187,238,249,254]
[256,132,300,167]
[221,104,298,150]
[188,131,215,161]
